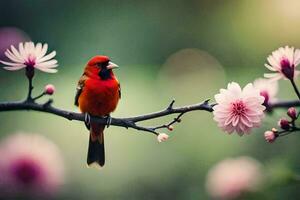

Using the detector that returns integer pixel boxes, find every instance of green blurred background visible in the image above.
[1,0,300,199]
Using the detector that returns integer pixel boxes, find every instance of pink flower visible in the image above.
[264,130,277,143]
[157,133,169,142]
[0,42,58,73]
[264,46,300,80]
[44,84,55,95]
[206,157,263,200]
[0,133,65,198]
[213,82,265,135]
[278,118,290,130]
[253,78,278,105]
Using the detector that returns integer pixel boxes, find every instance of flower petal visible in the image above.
[18,42,25,58]
[4,51,23,63]
[3,65,26,71]
[37,51,56,63]
[35,66,58,73]
[0,60,25,67]
[10,45,23,61]
[37,59,58,67]
[264,64,277,71]
[35,43,42,57]
[37,43,48,60]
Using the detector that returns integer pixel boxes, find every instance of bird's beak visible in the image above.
[107,62,119,70]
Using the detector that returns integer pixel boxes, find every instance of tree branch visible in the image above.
[268,100,300,109]
[0,99,214,135]
[0,97,299,136]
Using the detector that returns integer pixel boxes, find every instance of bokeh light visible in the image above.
[0,133,65,199]
[158,48,225,103]
[0,27,30,60]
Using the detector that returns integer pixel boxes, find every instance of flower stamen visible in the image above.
[232,100,246,116]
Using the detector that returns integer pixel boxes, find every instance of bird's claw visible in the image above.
[85,113,111,129]
[84,113,91,130]
[106,115,112,128]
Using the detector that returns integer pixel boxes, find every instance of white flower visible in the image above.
[253,78,278,105]
[264,46,300,80]
[157,133,169,142]
[213,82,265,135]
[0,42,58,73]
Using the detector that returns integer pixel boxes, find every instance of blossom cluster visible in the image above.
[213,46,300,140]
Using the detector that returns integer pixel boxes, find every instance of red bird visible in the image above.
[75,55,120,168]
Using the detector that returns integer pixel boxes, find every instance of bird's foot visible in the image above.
[106,115,112,128]
[84,113,91,130]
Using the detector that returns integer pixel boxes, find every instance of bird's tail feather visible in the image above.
[87,123,105,168]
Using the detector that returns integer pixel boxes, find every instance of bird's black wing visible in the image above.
[118,82,121,99]
[74,74,87,106]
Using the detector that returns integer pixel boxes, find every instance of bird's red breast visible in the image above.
[78,77,120,116]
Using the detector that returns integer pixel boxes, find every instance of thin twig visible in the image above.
[33,92,46,101]
[152,112,185,131]
[290,79,300,100]
[278,128,300,137]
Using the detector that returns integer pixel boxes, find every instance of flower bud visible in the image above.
[287,107,297,120]
[264,130,277,143]
[168,125,174,131]
[278,118,290,130]
[44,84,55,95]
[157,133,169,143]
